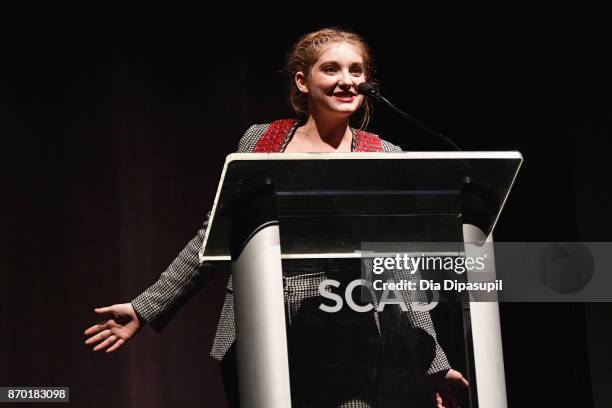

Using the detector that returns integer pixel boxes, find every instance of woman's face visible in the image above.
[295,41,366,118]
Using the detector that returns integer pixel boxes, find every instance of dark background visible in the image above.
[2,3,611,407]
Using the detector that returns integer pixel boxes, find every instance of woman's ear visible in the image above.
[295,71,309,94]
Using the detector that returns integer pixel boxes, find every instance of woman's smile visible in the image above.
[333,91,357,102]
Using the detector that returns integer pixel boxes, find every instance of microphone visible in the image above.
[357,82,380,97]
[357,82,461,151]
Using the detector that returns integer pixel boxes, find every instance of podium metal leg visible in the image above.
[232,219,292,408]
[463,224,507,408]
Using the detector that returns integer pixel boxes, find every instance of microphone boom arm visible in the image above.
[359,82,461,151]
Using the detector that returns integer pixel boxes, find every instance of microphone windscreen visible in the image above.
[357,82,379,96]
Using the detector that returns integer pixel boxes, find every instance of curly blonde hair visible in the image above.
[286,28,376,129]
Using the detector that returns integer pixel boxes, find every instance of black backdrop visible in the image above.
[3,4,612,407]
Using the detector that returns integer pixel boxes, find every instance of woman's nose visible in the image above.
[338,70,354,88]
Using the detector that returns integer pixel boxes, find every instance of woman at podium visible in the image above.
[84,28,468,408]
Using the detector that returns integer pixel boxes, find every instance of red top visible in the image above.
[253,119,383,153]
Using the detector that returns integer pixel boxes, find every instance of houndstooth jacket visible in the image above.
[131,119,451,377]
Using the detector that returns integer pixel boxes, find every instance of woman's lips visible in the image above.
[333,94,356,102]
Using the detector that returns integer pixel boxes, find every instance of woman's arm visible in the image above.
[84,214,214,353]
[131,214,214,331]
[84,125,264,352]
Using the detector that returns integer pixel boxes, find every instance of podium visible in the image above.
[199,151,522,408]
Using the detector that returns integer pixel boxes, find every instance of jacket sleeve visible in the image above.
[130,124,267,331]
[402,278,452,375]
[131,214,215,331]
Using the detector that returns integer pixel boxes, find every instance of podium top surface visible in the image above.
[199,152,523,261]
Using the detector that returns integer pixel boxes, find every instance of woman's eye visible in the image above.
[351,67,363,75]
[323,66,337,73]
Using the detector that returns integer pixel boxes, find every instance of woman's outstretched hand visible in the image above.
[84,303,141,353]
